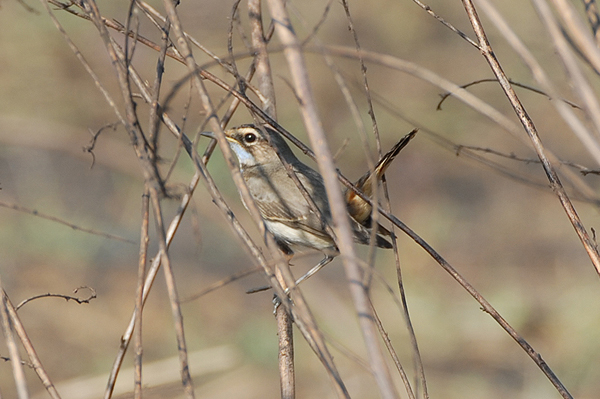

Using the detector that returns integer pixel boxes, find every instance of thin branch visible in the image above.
[483,0,600,273]
[0,287,29,399]
[41,0,127,132]
[265,1,396,398]
[16,287,97,310]
[437,78,582,110]
[146,4,171,152]
[370,300,416,399]
[316,44,598,203]
[300,0,334,47]
[338,0,383,272]
[161,10,351,398]
[0,201,135,244]
[462,0,582,397]
[5,295,62,399]
[247,1,294,398]
[275,303,295,399]
[546,0,600,155]
[249,0,277,117]
[79,0,165,196]
[83,122,120,168]
[149,190,195,399]
[455,144,596,173]
[134,189,150,399]
[181,267,262,303]
[105,172,201,399]
[475,0,600,167]
[410,0,481,49]
[551,0,600,77]
[48,0,184,63]
[362,84,565,193]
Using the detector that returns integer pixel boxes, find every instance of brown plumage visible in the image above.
[345,128,417,235]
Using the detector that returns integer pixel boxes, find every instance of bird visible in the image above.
[202,124,416,285]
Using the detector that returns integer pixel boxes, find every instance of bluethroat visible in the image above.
[202,124,416,284]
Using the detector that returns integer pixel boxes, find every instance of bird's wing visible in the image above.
[246,167,334,243]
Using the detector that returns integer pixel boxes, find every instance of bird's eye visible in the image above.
[244,132,257,143]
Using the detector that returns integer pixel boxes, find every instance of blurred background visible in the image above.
[1,0,600,398]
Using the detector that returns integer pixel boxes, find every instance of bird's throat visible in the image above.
[228,141,256,167]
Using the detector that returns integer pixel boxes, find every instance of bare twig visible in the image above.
[461,1,581,397]
[455,144,595,173]
[164,5,347,396]
[545,0,600,154]
[300,0,334,47]
[551,0,600,77]
[5,294,62,399]
[249,0,277,118]
[181,267,262,303]
[134,189,150,399]
[65,3,194,398]
[437,78,582,110]
[83,122,120,168]
[149,190,195,398]
[0,287,29,399]
[370,300,416,399]
[472,0,600,277]
[16,287,97,310]
[0,201,135,244]
[410,0,480,49]
[146,4,171,153]
[247,1,294,397]
[265,1,397,398]
[275,303,295,399]
[337,0,383,269]
[105,172,202,399]
[161,7,351,398]
[477,0,600,166]
[161,3,347,398]
[316,44,598,203]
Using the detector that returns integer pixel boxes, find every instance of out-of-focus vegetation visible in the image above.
[1,0,599,398]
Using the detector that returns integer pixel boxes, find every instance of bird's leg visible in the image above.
[253,253,335,305]
[272,293,283,315]
[293,254,335,288]
[246,247,294,295]
[271,254,334,313]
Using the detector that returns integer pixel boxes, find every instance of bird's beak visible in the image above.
[200,131,216,139]
[201,131,237,144]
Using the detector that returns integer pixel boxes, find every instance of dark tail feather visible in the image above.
[374,128,418,177]
[376,234,393,249]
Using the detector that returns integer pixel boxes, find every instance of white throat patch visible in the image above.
[229,140,256,167]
